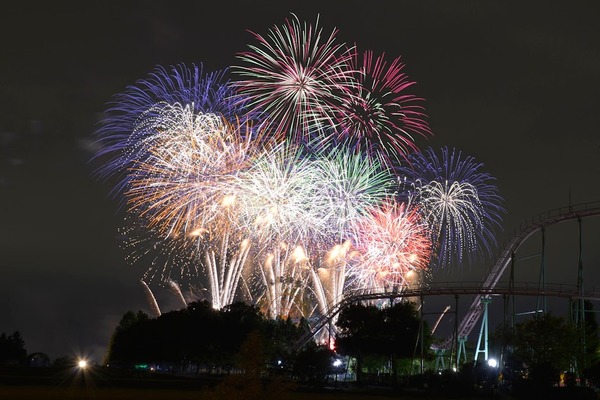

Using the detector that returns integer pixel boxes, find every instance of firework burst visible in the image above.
[140,279,162,317]
[397,147,504,268]
[349,200,431,292]
[119,217,200,288]
[167,279,189,308]
[312,143,395,242]
[125,105,262,238]
[197,231,253,310]
[309,240,359,317]
[123,106,269,309]
[255,243,312,319]
[188,191,254,309]
[233,14,356,142]
[333,49,431,166]
[304,144,393,318]
[231,142,325,317]
[93,63,244,196]
[94,15,506,329]
[233,141,325,247]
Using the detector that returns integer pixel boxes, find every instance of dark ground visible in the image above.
[0,366,513,400]
[3,366,597,400]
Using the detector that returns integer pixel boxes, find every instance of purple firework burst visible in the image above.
[92,63,246,197]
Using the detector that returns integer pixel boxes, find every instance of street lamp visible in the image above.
[487,358,498,368]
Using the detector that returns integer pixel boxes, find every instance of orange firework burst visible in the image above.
[125,104,266,238]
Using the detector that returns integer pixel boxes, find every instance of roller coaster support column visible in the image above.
[457,336,467,366]
[419,295,424,374]
[435,349,446,371]
[474,297,492,364]
[574,217,586,371]
[536,228,547,314]
[451,294,459,369]
[509,252,515,332]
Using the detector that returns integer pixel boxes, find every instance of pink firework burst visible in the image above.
[350,200,431,291]
[233,14,356,142]
[334,48,432,165]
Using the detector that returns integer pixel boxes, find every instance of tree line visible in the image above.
[106,301,308,374]
[7,295,598,396]
[105,298,600,395]
[105,299,427,384]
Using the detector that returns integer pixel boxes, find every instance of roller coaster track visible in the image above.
[444,200,600,348]
[296,201,600,349]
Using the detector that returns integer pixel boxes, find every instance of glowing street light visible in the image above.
[487,358,498,368]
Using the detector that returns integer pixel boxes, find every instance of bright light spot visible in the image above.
[329,339,336,351]
[189,227,208,237]
[292,245,307,263]
[487,358,498,368]
[78,359,88,369]
[265,253,274,266]
[326,245,341,262]
[221,194,236,207]
[317,267,330,279]
[333,359,342,367]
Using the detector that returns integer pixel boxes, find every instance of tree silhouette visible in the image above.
[0,331,27,365]
[336,303,383,382]
[335,301,426,383]
[513,313,577,387]
[207,330,295,400]
[292,342,337,385]
[105,301,306,374]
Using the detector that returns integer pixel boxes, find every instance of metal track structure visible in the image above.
[445,200,600,351]
[295,201,600,351]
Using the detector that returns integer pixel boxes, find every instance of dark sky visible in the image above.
[1,1,600,363]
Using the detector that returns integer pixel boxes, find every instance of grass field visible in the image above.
[0,366,506,400]
[0,385,497,400]
[3,366,593,399]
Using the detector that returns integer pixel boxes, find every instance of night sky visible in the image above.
[2,1,600,363]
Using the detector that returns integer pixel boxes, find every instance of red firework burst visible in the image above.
[334,48,432,165]
[350,200,431,290]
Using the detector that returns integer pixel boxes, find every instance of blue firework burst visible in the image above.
[92,63,248,197]
[397,147,504,269]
